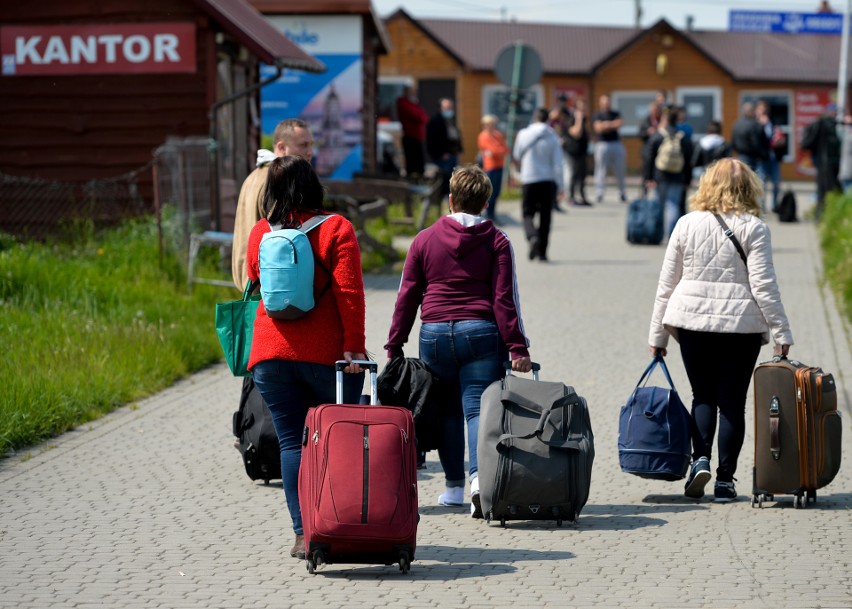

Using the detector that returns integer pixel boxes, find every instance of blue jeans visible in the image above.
[759,157,780,211]
[419,320,507,482]
[485,167,504,220]
[657,181,684,237]
[252,359,364,535]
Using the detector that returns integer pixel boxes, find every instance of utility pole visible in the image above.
[837,0,850,119]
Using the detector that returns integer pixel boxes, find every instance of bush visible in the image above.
[821,192,852,324]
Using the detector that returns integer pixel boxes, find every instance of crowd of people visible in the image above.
[228,86,831,556]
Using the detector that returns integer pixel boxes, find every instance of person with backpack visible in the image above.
[643,108,694,238]
[692,120,732,177]
[245,156,367,561]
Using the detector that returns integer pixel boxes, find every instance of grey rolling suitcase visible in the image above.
[477,363,594,526]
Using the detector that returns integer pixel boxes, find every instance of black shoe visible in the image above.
[714,479,738,503]
[538,254,549,262]
[620,193,627,203]
[572,200,593,207]
[528,236,539,260]
[684,457,712,499]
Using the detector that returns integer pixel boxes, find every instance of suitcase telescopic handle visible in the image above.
[335,360,378,404]
[503,361,541,381]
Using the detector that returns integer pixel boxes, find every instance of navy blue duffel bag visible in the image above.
[618,356,693,481]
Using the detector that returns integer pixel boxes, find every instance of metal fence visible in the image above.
[0,164,149,240]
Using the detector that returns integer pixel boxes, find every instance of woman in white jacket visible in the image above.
[649,158,793,503]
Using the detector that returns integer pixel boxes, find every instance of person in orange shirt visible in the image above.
[477,114,509,224]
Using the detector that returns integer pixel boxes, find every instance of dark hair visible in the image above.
[707,120,722,135]
[262,156,326,226]
[534,107,549,123]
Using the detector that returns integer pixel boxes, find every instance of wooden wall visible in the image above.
[0,0,218,206]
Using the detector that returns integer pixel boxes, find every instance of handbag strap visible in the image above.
[242,279,259,300]
[713,214,748,269]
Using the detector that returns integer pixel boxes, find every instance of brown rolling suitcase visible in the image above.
[752,357,842,508]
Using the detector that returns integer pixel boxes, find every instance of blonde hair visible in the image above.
[690,158,763,217]
[449,164,492,214]
[481,114,498,126]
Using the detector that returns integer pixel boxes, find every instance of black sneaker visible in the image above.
[684,457,711,499]
[714,480,738,503]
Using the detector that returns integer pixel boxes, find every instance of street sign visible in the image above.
[729,10,847,35]
[494,43,542,89]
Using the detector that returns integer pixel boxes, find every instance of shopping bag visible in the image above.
[215,280,260,376]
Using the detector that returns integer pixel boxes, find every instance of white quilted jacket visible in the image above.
[649,210,793,348]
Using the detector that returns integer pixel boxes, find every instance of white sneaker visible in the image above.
[470,476,482,519]
[438,486,464,506]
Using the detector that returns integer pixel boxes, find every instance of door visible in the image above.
[418,79,456,120]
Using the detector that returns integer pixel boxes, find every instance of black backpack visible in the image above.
[777,190,797,223]
[232,377,281,484]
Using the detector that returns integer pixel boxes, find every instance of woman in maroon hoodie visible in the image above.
[385,164,533,518]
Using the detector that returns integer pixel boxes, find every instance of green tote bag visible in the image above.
[215,280,260,376]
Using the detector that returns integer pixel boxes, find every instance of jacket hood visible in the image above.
[432,215,497,259]
[256,149,276,167]
[699,134,726,150]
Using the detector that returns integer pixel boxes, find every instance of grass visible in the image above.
[0,215,234,455]
[821,192,852,326]
[0,201,433,456]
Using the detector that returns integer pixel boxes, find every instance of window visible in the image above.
[740,90,793,160]
[676,87,722,138]
[377,77,413,122]
[610,91,658,137]
[481,84,545,137]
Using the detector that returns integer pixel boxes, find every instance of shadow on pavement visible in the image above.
[307,544,574,579]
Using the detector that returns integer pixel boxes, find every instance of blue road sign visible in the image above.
[729,10,846,35]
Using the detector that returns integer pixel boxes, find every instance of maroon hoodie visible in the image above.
[384,215,530,359]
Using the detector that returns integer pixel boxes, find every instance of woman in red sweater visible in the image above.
[247,156,366,560]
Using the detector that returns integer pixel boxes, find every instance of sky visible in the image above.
[370,0,846,31]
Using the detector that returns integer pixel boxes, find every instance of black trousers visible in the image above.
[568,154,587,202]
[521,180,556,258]
[402,135,425,176]
[678,328,762,482]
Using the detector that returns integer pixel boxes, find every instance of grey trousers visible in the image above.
[593,141,626,198]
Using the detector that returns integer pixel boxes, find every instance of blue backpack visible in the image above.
[259,215,333,320]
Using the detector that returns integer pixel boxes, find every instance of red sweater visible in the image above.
[246,212,366,369]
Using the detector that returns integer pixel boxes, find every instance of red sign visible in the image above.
[1,23,196,76]
[794,88,835,176]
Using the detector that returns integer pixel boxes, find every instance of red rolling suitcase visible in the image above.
[299,360,418,574]
[752,357,842,508]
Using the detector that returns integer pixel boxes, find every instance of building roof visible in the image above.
[414,15,641,75]
[685,29,847,84]
[249,0,391,54]
[194,0,325,72]
[392,10,851,85]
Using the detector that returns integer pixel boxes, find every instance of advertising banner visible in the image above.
[1,23,196,76]
[729,11,847,35]
[262,16,362,180]
[794,89,835,176]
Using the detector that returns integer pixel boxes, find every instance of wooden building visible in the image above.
[380,10,850,181]
[0,0,323,235]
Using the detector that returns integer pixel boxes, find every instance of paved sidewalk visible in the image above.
[1,183,850,609]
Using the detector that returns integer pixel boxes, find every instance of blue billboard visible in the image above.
[729,10,847,35]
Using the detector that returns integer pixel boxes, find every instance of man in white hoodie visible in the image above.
[513,108,564,262]
[231,119,314,290]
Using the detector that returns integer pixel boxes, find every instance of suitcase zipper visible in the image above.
[362,425,369,524]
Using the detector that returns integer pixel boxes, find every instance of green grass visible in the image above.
[0,202,435,456]
[0,215,235,455]
[821,192,852,326]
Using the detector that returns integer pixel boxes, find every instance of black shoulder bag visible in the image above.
[713,214,748,269]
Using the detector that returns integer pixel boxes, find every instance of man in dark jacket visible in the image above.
[644,108,694,237]
[426,98,463,198]
[731,102,767,171]
[801,109,842,220]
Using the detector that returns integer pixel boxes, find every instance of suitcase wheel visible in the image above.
[305,550,325,574]
[556,519,563,527]
[264,479,270,486]
[793,494,807,509]
[398,550,411,574]
[750,494,765,508]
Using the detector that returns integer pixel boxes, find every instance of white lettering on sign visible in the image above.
[14,33,183,65]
